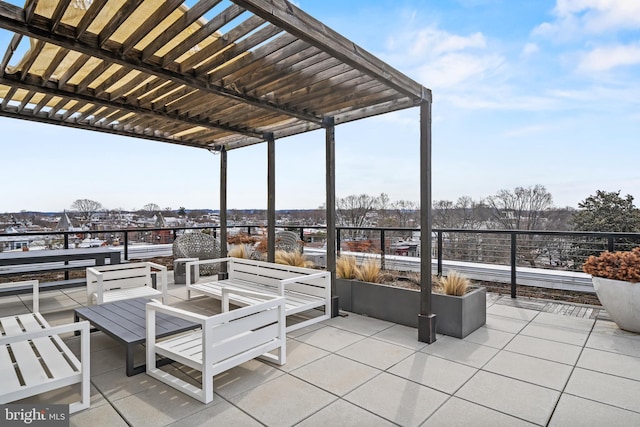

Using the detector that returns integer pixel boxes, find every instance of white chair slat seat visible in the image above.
[0,280,90,413]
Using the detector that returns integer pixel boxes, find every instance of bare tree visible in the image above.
[391,200,418,229]
[485,185,553,230]
[433,197,487,262]
[485,185,554,267]
[143,203,160,215]
[337,193,380,238]
[71,199,103,221]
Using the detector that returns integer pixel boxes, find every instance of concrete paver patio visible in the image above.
[6,278,640,426]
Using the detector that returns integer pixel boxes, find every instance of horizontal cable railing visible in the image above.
[2,226,639,297]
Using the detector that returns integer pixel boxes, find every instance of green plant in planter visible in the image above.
[436,270,470,296]
[583,247,640,282]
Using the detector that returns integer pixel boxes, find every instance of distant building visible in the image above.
[56,211,85,232]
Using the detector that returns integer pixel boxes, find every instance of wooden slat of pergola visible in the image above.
[0,0,427,149]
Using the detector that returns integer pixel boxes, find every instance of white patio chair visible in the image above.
[146,288,286,403]
[0,280,90,413]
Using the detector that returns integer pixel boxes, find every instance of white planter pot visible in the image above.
[592,277,640,333]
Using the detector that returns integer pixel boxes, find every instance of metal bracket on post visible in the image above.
[418,314,437,343]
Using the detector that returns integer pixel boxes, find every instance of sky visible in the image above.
[1,0,640,213]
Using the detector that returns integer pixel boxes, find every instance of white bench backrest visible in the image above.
[87,263,152,292]
[228,259,328,298]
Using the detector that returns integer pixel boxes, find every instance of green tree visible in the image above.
[570,190,640,267]
[571,190,640,232]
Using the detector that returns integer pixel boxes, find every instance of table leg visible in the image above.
[126,344,143,377]
[74,313,80,336]
[125,343,176,376]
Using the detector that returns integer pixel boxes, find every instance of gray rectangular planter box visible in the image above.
[336,279,486,339]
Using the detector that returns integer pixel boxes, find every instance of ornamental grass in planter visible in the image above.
[435,270,470,296]
[275,250,314,268]
[583,247,640,333]
[335,256,485,338]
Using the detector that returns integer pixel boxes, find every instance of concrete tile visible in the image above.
[90,345,126,376]
[296,399,395,427]
[344,372,448,427]
[63,289,89,305]
[388,352,478,394]
[291,354,380,396]
[486,304,539,321]
[531,311,595,332]
[423,397,537,427]
[229,374,336,426]
[483,351,573,390]
[565,368,640,413]
[323,312,394,336]
[92,365,184,401]
[464,327,515,349]
[112,382,220,427]
[168,400,262,427]
[372,323,428,351]
[336,337,415,370]
[265,339,329,372]
[213,359,285,400]
[70,402,128,427]
[21,290,81,312]
[519,323,589,346]
[549,394,640,427]
[592,319,640,340]
[586,332,640,358]
[485,313,529,334]
[504,334,582,365]
[455,371,560,425]
[14,383,107,410]
[421,335,499,368]
[294,325,366,352]
[41,309,76,327]
[286,322,326,338]
[577,348,640,381]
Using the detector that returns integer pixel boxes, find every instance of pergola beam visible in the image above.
[0,108,202,148]
[0,75,263,138]
[0,1,324,125]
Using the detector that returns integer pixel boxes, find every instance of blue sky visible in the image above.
[1,0,639,212]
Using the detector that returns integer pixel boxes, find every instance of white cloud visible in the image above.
[414,52,504,89]
[522,43,539,56]
[578,43,640,71]
[408,28,486,56]
[534,0,640,38]
[383,26,504,92]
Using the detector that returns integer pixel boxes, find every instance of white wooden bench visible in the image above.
[86,261,168,306]
[146,289,286,403]
[185,258,331,332]
[0,280,90,413]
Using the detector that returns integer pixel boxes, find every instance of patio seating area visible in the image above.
[3,272,639,426]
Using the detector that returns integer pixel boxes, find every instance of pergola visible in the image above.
[0,0,436,342]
